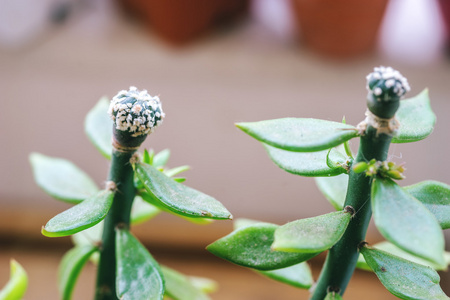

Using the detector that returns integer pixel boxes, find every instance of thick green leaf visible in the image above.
[263,144,348,177]
[392,89,436,143]
[273,211,351,253]
[59,245,97,300]
[116,228,164,300]
[135,163,232,220]
[404,181,450,229]
[0,260,28,300]
[131,195,160,225]
[324,292,343,300]
[360,247,449,300]
[357,241,450,272]
[207,222,319,271]
[371,178,445,267]
[42,190,114,237]
[161,266,209,300]
[30,153,99,204]
[236,118,358,152]
[258,262,313,289]
[152,149,170,168]
[84,97,113,159]
[315,174,349,210]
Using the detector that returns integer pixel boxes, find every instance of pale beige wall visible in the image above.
[1,1,449,228]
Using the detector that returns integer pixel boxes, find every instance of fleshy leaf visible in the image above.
[30,153,99,204]
[152,149,170,167]
[357,241,450,272]
[324,292,343,300]
[236,118,358,152]
[273,211,352,253]
[207,222,319,271]
[42,190,114,237]
[404,180,450,229]
[131,195,160,225]
[116,228,164,300]
[84,97,113,159]
[392,89,436,143]
[59,245,98,300]
[162,266,210,300]
[258,262,313,289]
[315,174,349,210]
[0,260,28,300]
[360,247,449,300]
[135,162,232,220]
[263,144,348,177]
[371,178,445,267]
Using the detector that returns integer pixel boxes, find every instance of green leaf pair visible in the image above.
[237,118,356,177]
[207,210,352,288]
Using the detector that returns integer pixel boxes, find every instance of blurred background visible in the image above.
[1,0,449,299]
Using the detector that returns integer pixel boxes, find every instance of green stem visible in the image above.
[311,126,393,300]
[95,149,136,300]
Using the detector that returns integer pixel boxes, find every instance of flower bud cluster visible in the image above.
[366,66,410,102]
[353,159,405,180]
[108,86,164,137]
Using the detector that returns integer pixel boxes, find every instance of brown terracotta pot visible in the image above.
[117,0,250,45]
[291,0,389,58]
[438,0,450,43]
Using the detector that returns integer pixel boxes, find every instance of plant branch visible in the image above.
[95,149,136,300]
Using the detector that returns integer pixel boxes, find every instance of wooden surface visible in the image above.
[0,242,401,300]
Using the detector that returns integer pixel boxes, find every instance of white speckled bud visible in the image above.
[108,86,165,137]
[366,66,410,119]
